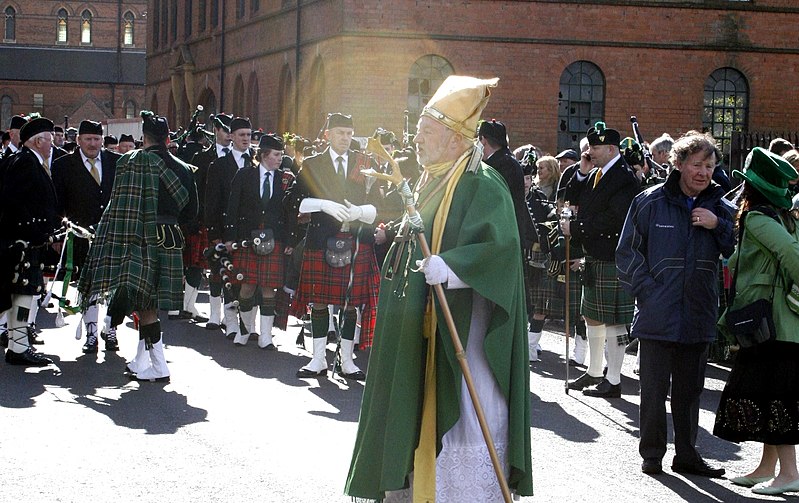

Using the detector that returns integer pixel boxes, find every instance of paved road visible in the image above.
[0,294,767,502]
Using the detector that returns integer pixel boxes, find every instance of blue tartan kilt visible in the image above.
[581,258,633,326]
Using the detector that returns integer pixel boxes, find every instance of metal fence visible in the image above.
[729,131,799,173]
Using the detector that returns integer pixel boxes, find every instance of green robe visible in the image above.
[345,161,533,500]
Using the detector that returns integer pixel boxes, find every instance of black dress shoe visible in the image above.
[104,334,119,352]
[28,327,44,345]
[5,348,53,366]
[205,322,221,330]
[583,378,622,398]
[567,372,603,390]
[167,312,181,320]
[642,459,663,475]
[82,334,99,354]
[226,331,237,340]
[261,343,277,351]
[128,373,170,383]
[338,369,366,381]
[296,367,327,378]
[0,331,8,348]
[672,459,725,478]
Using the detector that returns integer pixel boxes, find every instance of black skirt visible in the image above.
[714,340,799,445]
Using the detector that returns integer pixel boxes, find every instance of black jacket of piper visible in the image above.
[224,165,295,243]
[484,146,528,247]
[51,148,120,229]
[284,147,380,250]
[204,149,253,241]
[565,155,640,261]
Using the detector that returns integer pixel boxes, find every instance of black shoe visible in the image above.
[672,459,725,478]
[583,378,622,398]
[0,331,7,348]
[226,332,237,340]
[296,367,327,378]
[327,330,337,342]
[205,322,221,330]
[568,358,585,367]
[5,348,53,366]
[167,312,181,320]
[338,369,366,381]
[642,459,662,475]
[567,372,603,391]
[82,334,99,354]
[27,326,44,345]
[261,343,277,351]
[128,373,170,383]
[103,332,119,352]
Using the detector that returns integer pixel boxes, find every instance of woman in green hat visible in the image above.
[714,147,799,495]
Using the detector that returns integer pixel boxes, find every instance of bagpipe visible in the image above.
[629,116,668,180]
[43,219,95,321]
[203,242,247,291]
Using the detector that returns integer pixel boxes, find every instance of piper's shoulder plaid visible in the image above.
[292,239,379,310]
[183,226,208,268]
[581,258,633,343]
[232,242,285,290]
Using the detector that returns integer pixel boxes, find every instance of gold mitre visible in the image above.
[421,76,499,139]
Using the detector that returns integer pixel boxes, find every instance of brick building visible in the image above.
[0,1,146,131]
[145,0,799,157]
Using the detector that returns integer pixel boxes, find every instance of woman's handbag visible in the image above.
[724,209,780,348]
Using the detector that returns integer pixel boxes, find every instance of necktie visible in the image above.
[221,147,230,157]
[592,168,602,189]
[89,157,100,185]
[336,156,346,182]
[242,153,251,168]
[262,171,271,203]
[43,158,51,178]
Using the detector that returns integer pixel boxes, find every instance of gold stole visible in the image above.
[412,148,472,503]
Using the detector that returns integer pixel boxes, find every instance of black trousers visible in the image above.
[638,338,710,463]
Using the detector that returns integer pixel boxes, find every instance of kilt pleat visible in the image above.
[581,258,634,326]
[183,227,208,268]
[232,243,285,290]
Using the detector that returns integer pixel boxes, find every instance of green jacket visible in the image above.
[720,210,799,343]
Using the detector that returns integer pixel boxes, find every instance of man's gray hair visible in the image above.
[650,133,674,155]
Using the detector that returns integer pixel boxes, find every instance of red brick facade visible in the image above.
[0,1,146,130]
[146,0,799,155]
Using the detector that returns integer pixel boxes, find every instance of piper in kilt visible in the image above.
[224,133,295,349]
[191,113,232,330]
[561,122,640,398]
[286,113,380,380]
[78,111,198,382]
[0,117,60,366]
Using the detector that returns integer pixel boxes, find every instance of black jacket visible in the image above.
[51,148,120,228]
[204,149,253,241]
[484,147,528,247]
[565,155,640,261]
[224,166,295,243]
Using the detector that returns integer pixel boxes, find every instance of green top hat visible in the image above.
[733,146,798,209]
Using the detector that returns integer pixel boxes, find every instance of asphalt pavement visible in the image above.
[0,292,770,503]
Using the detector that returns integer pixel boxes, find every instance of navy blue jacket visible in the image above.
[616,170,736,343]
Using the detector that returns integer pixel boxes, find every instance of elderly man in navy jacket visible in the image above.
[616,131,735,477]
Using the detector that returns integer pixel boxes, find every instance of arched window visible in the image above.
[80,10,92,44]
[211,0,219,28]
[185,0,192,38]
[232,75,245,117]
[247,72,259,128]
[252,0,260,14]
[703,67,749,156]
[152,0,160,48]
[557,61,605,152]
[1,95,13,132]
[407,55,454,132]
[303,56,324,137]
[123,11,134,46]
[57,8,68,44]
[4,6,15,41]
[124,100,136,119]
[150,93,159,114]
[236,0,245,19]
[277,65,293,133]
[198,0,206,32]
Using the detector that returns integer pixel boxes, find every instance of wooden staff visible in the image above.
[561,205,574,394]
[363,137,512,503]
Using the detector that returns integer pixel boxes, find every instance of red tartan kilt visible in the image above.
[183,227,208,268]
[232,242,285,290]
[295,242,379,307]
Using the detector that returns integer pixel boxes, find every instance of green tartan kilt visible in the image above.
[581,258,633,325]
[154,245,184,312]
[547,266,583,325]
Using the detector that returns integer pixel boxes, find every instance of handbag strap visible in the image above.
[729,209,781,305]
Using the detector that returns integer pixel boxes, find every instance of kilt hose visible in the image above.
[581,257,633,344]
[232,242,285,290]
[291,241,380,334]
[183,227,208,268]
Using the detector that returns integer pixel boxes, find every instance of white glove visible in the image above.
[344,200,377,224]
[415,255,449,285]
[299,198,350,222]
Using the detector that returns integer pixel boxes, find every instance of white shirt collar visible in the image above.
[600,153,621,175]
[329,149,348,174]
[216,143,231,157]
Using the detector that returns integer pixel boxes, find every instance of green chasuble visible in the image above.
[345,159,533,500]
